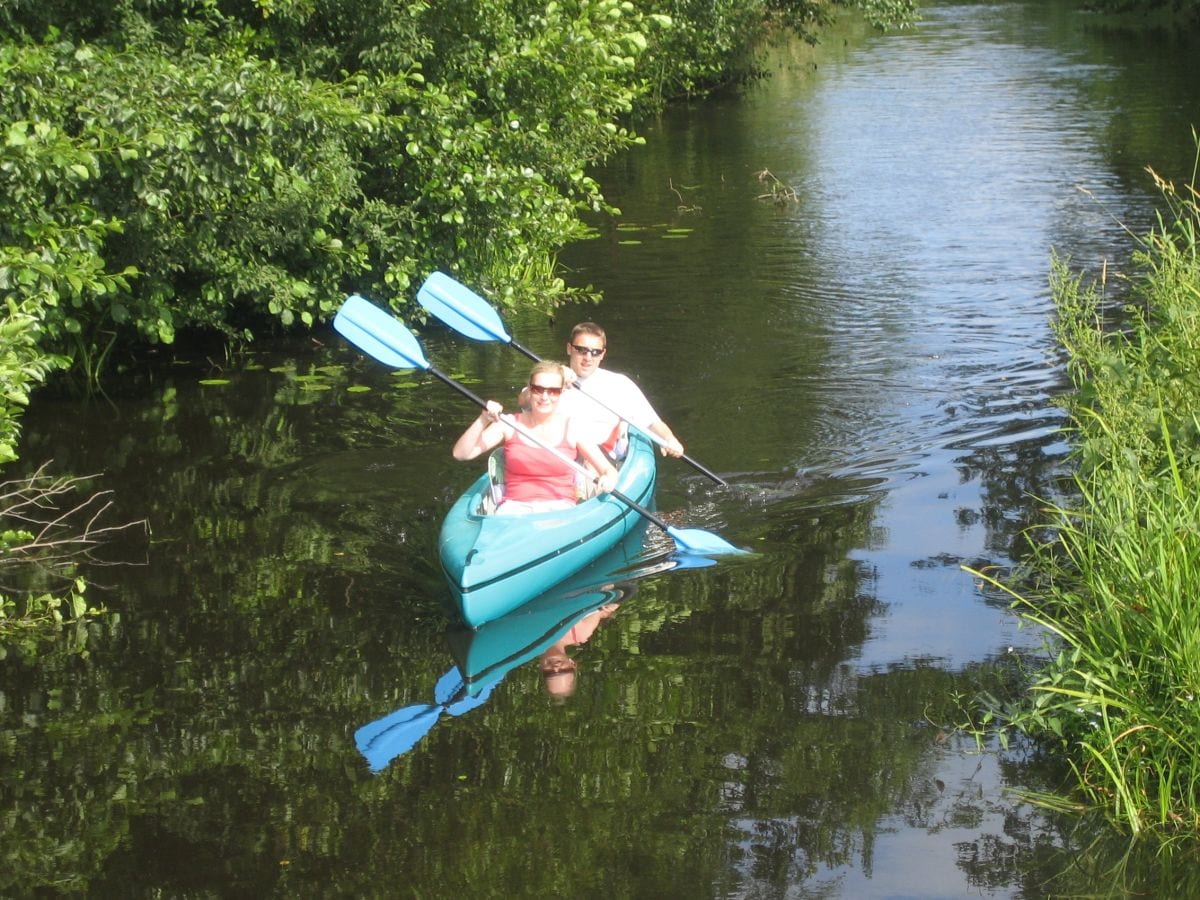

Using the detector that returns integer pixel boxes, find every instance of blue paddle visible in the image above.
[333,294,748,557]
[354,666,494,772]
[416,271,729,487]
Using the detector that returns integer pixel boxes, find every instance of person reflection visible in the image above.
[539,602,620,699]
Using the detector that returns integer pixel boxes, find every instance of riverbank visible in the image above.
[980,145,1200,836]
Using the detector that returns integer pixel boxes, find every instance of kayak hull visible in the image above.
[439,431,656,627]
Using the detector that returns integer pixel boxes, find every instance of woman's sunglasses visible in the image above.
[570,344,605,358]
[528,383,563,397]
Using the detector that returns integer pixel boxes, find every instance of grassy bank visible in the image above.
[972,145,1200,835]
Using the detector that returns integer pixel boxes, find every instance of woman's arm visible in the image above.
[453,401,506,460]
[575,437,618,493]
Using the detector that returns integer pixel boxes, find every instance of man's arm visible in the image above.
[648,419,685,458]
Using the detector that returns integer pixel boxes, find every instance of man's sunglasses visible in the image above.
[528,383,564,397]
[570,344,605,358]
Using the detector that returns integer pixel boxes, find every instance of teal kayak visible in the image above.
[438,430,657,627]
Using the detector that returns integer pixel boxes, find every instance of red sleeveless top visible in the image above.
[502,431,577,503]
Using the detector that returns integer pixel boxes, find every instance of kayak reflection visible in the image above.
[354,524,713,772]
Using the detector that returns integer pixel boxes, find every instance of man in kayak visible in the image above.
[453,360,618,515]
[524,322,685,462]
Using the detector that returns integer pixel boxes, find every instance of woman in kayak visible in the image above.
[452,360,619,515]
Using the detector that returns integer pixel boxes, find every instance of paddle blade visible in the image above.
[334,295,429,371]
[417,272,512,344]
[354,703,443,772]
[665,526,750,557]
[668,553,719,570]
[445,679,496,716]
[433,666,465,706]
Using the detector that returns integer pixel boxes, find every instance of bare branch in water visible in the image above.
[0,462,148,591]
[755,168,799,204]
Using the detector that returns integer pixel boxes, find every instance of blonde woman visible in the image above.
[453,361,618,515]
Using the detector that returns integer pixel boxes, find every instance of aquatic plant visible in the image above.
[967,139,1200,835]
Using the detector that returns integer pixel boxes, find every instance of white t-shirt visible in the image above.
[560,368,659,448]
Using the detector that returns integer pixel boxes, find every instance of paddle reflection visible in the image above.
[354,525,711,772]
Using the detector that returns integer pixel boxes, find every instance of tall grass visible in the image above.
[973,139,1200,835]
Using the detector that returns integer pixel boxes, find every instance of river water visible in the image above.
[4,1,1199,896]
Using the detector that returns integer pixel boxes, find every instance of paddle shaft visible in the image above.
[427,366,677,535]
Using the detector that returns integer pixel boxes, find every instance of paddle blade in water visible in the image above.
[665,526,750,557]
[433,666,465,706]
[334,295,429,371]
[354,702,443,772]
[417,271,512,343]
[668,553,719,570]
[445,680,496,716]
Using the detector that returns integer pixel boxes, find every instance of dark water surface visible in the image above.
[4,2,1200,896]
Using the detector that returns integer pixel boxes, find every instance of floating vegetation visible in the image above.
[198,378,230,386]
[669,178,703,214]
[755,168,800,204]
[346,385,372,393]
[612,220,694,246]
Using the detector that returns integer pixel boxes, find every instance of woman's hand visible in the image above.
[596,468,618,494]
[480,400,502,424]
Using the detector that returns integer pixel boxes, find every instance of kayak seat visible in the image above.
[603,422,629,462]
[479,449,505,515]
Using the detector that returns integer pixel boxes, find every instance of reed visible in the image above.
[971,140,1200,835]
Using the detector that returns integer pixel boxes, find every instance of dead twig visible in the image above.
[755,168,799,205]
[0,462,148,591]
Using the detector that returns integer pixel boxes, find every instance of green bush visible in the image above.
[971,146,1200,835]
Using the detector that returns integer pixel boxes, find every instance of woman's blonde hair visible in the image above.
[528,360,567,386]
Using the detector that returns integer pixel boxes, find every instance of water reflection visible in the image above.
[355,524,708,770]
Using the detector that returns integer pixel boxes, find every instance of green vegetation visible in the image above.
[0,0,917,408]
[969,141,1200,836]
